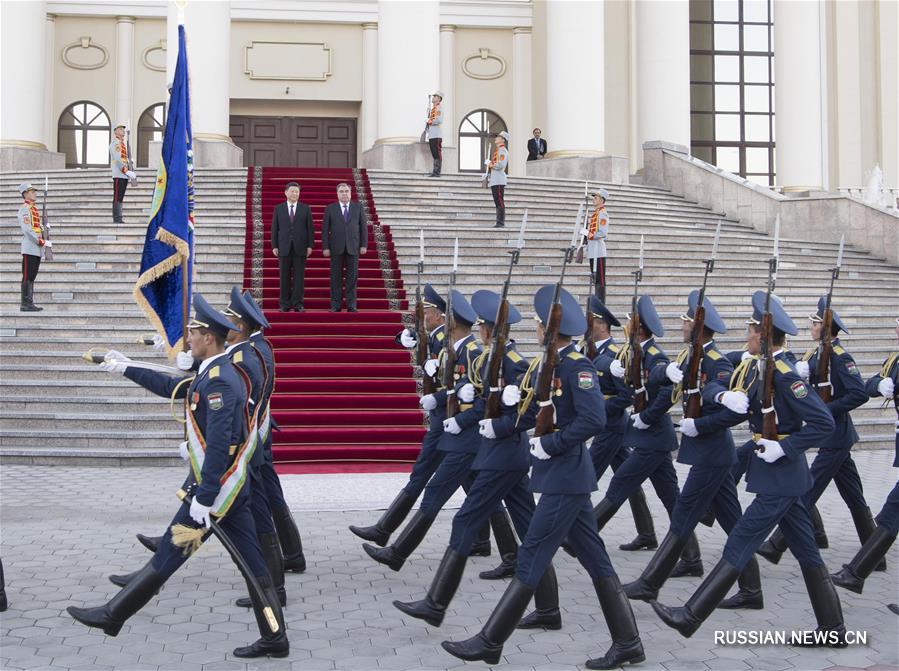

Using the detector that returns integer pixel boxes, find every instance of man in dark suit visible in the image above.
[526,128,547,161]
[322,182,368,312]
[271,181,314,312]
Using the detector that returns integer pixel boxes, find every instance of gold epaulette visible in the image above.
[775,359,792,374]
[566,351,585,360]
[608,343,620,353]
[233,350,244,364]
[506,350,523,363]
[209,366,220,379]
[466,341,478,351]
[833,345,846,356]
[707,349,722,360]
[648,346,660,355]
[802,347,816,362]
[436,331,445,341]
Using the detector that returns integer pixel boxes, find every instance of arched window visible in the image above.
[137,102,166,167]
[458,109,508,173]
[57,101,111,168]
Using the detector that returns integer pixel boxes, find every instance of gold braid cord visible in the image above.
[170,377,194,424]
[670,347,690,404]
[469,347,489,392]
[730,358,758,394]
[516,356,541,426]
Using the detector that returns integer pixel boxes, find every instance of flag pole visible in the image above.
[182,256,189,352]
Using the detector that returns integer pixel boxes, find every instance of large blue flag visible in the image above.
[133,24,195,354]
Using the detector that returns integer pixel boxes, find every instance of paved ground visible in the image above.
[1,451,898,671]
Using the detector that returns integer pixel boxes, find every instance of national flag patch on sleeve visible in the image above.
[208,392,224,410]
[578,371,595,389]
[790,381,808,399]
[846,361,860,375]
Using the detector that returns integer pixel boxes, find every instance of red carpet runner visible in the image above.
[243,167,425,471]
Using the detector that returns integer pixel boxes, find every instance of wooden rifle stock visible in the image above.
[415,298,436,395]
[816,308,834,402]
[443,290,459,418]
[628,310,646,412]
[683,305,706,419]
[534,302,562,437]
[584,308,597,360]
[484,299,510,420]
[760,311,778,441]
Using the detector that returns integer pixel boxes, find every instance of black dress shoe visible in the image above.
[329,307,340,312]
[670,559,704,578]
[279,307,289,312]
[516,608,562,630]
[479,553,516,580]
[232,636,290,659]
[363,543,405,571]
[348,307,358,312]
[469,540,491,557]
[888,603,899,616]
[136,534,162,553]
[619,533,658,551]
[294,306,304,312]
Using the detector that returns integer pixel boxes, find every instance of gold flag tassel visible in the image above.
[169,523,206,557]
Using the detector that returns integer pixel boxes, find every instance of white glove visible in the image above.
[176,350,195,371]
[44,240,53,249]
[126,170,137,180]
[741,351,753,361]
[754,439,786,463]
[609,359,625,378]
[400,329,418,348]
[631,413,650,430]
[666,362,684,384]
[104,349,129,363]
[580,227,590,237]
[502,384,521,406]
[529,436,551,460]
[719,390,750,414]
[678,418,699,437]
[99,359,128,374]
[420,394,437,411]
[458,383,476,403]
[443,417,462,435]
[794,360,810,380]
[424,359,439,377]
[178,440,190,462]
[478,419,497,440]
[152,334,167,351]
[878,377,895,398]
[189,497,213,527]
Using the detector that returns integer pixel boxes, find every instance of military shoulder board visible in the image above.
[566,351,585,361]
[707,349,722,360]
[209,365,220,379]
[775,360,792,375]
[833,345,846,356]
[648,346,660,355]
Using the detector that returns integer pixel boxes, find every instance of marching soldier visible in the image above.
[17,183,49,312]
[442,286,644,670]
[624,291,764,609]
[488,132,509,228]
[584,189,610,300]
[652,291,846,646]
[68,294,289,659]
[426,91,444,177]
[109,122,136,223]
[757,297,877,568]
[393,289,561,629]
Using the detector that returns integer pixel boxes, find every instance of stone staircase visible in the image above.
[0,168,247,463]
[368,170,899,450]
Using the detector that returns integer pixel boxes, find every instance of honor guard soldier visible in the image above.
[393,289,561,629]
[757,296,877,567]
[488,132,510,228]
[109,122,136,223]
[652,291,845,646]
[580,294,703,578]
[442,286,644,670]
[584,189,610,300]
[17,183,49,312]
[624,291,764,609]
[426,91,444,177]
[68,294,289,659]
[832,317,899,596]
[363,291,514,570]
[584,296,658,552]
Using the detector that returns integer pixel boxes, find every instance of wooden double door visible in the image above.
[230,116,356,167]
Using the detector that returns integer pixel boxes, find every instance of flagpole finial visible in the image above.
[175,0,187,24]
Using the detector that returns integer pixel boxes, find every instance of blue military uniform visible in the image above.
[866,351,899,534]
[442,285,644,670]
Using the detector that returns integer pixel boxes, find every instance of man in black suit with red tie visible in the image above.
[271,181,314,312]
[322,182,368,312]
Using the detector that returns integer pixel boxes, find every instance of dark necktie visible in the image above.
[289,204,295,222]
[342,204,349,222]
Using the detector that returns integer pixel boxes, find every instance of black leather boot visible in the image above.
[670,532,704,578]
[20,282,40,312]
[237,533,286,608]
[441,578,534,664]
[136,533,162,553]
[849,506,886,571]
[470,521,492,556]
[271,505,306,573]
[756,528,787,564]
[108,568,163,592]
[68,563,166,636]
[363,510,434,571]
[652,559,740,638]
[479,553,516,580]
[698,507,716,528]
[718,557,764,609]
[393,547,467,626]
[832,526,896,594]
[112,202,124,223]
[810,504,829,549]
[888,603,899,616]
[433,159,442,177]
[792,564,847,648]
[349,490,416,547]
[494,208,505,228]
[619,488,657,550]
[517,564,561,630]
[623,531,687,601]
[0,558,7,612]
[233,575,290,658]
[586,575,645,669]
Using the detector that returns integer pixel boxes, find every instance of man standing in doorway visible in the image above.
[322,182,368,312]
[109,122,136,223]
[271,182,314,312]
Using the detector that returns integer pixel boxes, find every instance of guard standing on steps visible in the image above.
[69,294,289,659]
[584,189,610,301]
[488,132,509,228]
[425,91,444,177]
[623,291,764,610]
[392,289,561,630]
[17,183,48,312]
[109,122,136,223]
[583,296,658,553]
[756,297,877,568]
[442,286,644,670]
[651,291,845,647]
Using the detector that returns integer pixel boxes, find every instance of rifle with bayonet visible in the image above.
[757,217,781,446]
[815,235,844,403]
[682,221,721,419]
[443,238,460,417]
[626,236,647,413]
[40,176,53,261]
[484,210,527,420]
[415,230,437,395]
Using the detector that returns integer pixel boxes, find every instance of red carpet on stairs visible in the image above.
[242,167,426,473]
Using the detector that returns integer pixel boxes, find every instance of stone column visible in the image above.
[774,0,825,192]
[439,24,456,147]
[0,0,64,170]
[511,27,532,177]
[115,16,135,129]
[361,0,440,172]
[634,0,690,150]
[44,13,56,151]
[361,23,378,153]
